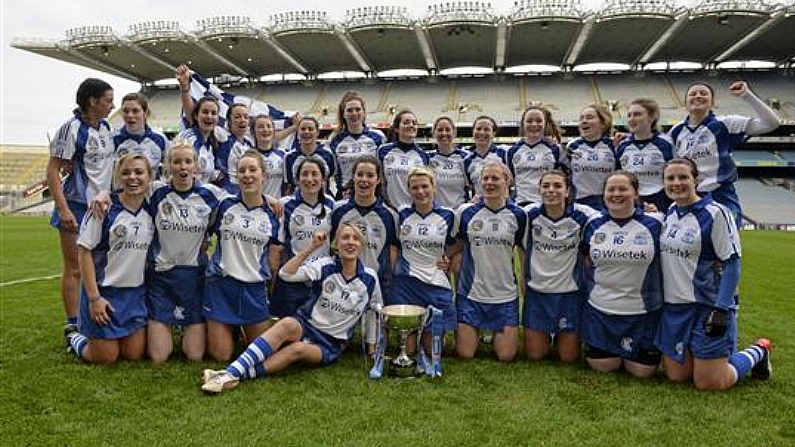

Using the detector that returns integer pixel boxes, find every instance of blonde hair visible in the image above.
[407,166,436,188]
[113,153,151,191]
[163,140,197,181]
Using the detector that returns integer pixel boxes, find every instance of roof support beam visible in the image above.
[712,12,785,63]
[494,20,508,70]
[563,18,594,67]
[414,25,438,73]
[635,12,689,66]
[126,41,177,73]
[263,36,310,75]
[335,28,373,74]
[191,39,250,77]
[64,46,140,81]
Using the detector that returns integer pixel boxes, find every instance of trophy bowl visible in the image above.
[380,305,427,378]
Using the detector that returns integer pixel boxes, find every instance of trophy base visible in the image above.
[387,359,419,378]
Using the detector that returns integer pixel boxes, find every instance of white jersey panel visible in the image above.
[566,137,616,200]
[395,206,455,289]
[428,149,469,208]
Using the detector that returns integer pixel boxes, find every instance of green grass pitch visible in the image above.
[1,216,793,447]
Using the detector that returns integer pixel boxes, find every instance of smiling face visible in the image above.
[228,105,249,138]
[663,162,699,206]
[298,160,324,197]
[396,112,418,143]
[522,109,546,142]
[409,172,435,209]
[236,154,265,195]
[603,173,638,218]
[352,160,380,201]
[117,156,150,196]
[167,145,197,191]
[539,172,569,208]
[432,118,455,150]
[253,116,274,147]
[626,104,652,135]
[196,100,219,135]
[480,163,509,203]
[298,119,319,147]
[685,84,714,117]
[336,223,363,261]
[473,118,496,149]
[121,99,146,133]
[578,107,605,141]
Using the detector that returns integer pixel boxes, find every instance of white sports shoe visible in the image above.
[201,370,239,394]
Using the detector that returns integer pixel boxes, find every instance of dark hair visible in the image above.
[336,91,367,133]
[628,98,661,132]
[226,103,249,130]
[347,154,383,199]
[473,115,498,134]
[685,82,715,100]
[121,92,149,114]
[388,110,416,142]
[296,157,328,219]
[432,116,456,132]
[75,78,113,115]
[664,157,699,179]
[250,114,274,148]
[191,97,220,155]
[603,170,640,196]
[521,105,562,143]
[538,169,572,206]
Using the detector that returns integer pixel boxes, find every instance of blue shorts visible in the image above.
[581,303,661,361]
[456,295,519,331]
[50,200,87,231]
[390,275,456,331]
[79,285,147,340]
[202,274,270,325]
[522,289,582,334]
[270,278,315,318]
[147,266,205,325]
[656,303,737,364]
[294,314,346,365]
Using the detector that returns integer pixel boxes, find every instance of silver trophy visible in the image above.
[380,304,427,378]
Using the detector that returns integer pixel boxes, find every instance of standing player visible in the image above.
[202,150,282,361]
[450,161,526,362]
[200,224,382,394]
[523,170,597,362]
[284,117,335,194]
[328,91,385,199]
[218,103,255,193]
[428,116,469,209]
[565,104,616,209]
[244,114,288,198]
[272,158,334,317]
[331,155,399,298]
[113,93,168,179]
[463,115,507,198]
[669,81,780,221]
[378,109,429,209]
[581,171,663,377]
[48,78,116,341]
[616,98,674,211]
[507,106,564,205]
[175,96,225,185]
[656,158,771,390]
[66,154,154,364]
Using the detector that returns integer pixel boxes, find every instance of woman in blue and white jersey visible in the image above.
[329,91,385,199]
[581,171,663,378]
[200,223,382,394]
[284,117,336,195]
[378,109,429,209]
[391,167,457,336]
[616,98,674,211]
[428,116,469,209]
[450,161,526,362]
[145,142,226,363]
[66,154,154,364]
[48,78,116,339]
[523,169,597,363]
[463,115,507,198]
[113,93,168,179]
[203,150,282,361]
[656,158,771,390]
[217,103,255,193]
[238,114,287,198]
[565,104,617,209]
[331,155,399,299]
[507,106,564,205]
[272,158,334,317]
[175,95,226,186]
[669,81,780,220]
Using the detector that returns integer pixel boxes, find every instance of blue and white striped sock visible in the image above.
[226,337,274,380]
[728,344,764,382]
[67,332,88,360]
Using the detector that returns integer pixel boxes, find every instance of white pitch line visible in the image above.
[0,274,60,287]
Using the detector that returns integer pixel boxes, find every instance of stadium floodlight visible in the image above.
[596,0,678,20]
[66,26,117,46]
[690,0,773,18]
[425,1,496,26]
[269,10,332,33]
[508,0,584,22]
[195,16,257,39]
[342,6,413,29]
[128,21,182,42]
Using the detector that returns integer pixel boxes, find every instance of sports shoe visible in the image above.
[200,369,222,384]
[201,370,239,394]
[64,323,79,353]
[751,338,772,380]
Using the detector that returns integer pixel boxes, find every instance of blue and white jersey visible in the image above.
[463,145,507,197]
[113,125,168,178]
[207,196,280,283]
[378,142,430,209]
[395,205,456,290]
[176,127,229,185]
[284,144,336,191]
[524,203,598,293]
[281,257,382,341]
[565,136,617,201]
[455,202,526,304]
[222,133,255,185]
[50,111,115,203]
[279,191,334,262]
[260,148,287,198]
[507,138,563,204]
[660,196,741,308]
[149,182,225,272]
[669,112,749,194]
[616,133,674,197]
[329,128,385,187]
[428,148,469,208]
[331,198,398,283]
[77,195,155,288]
[582,209,663,315]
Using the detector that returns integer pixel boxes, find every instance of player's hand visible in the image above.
[310,231,328,250]
[642,202,659,213]
[436,255,451,272]
[266,195,284,218]
[90,297,114,326]
[59,207,78,233]
[175,64,191,88]
[89,191,112,220]
[613,132,628,147]
[704,308,729,337]
[728,81,748,97]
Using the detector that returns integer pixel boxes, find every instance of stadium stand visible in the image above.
[736,178,795,226]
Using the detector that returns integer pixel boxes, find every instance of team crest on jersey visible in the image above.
[118,147,129,156]
[178,205,190,218]
[593,232,606,244]
[633,233,647,246]
[384,155,395,165]
[354,221,368,235]
[620,337,633,352]
[199,158,207,169]
[436,225,447,236]
[195,205,211,218]
[471,219,484,232]
[533,224,542,238]
[293,215,305,226]
[429,159,439,168]
[400,224,412,236]
[682,228,697,244]
[258,220,268,233]
[113,224,128,238]
[324,281,336,294]
[87,137,99,152]
[162,202,173,215]
[223,213,235,225]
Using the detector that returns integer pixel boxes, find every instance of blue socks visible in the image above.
[226,337,274,380]
[67,332,88,360]
[728,344,765,383]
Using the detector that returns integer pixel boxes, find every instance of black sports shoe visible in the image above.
[64,323,79,353]
[751,338,772,380]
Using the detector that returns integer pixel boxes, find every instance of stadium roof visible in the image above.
[11,0,795,83]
